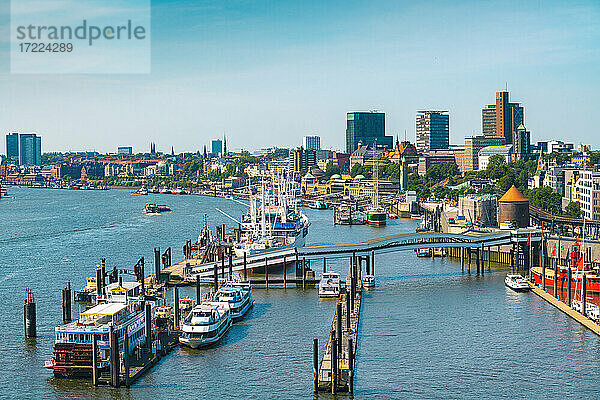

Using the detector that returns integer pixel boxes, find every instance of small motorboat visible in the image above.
[132,187,148,195]
[179,301,232,348]
[415,248,432,258]
[318,272,341,298]
[213,282,254,321]
[362,275,375,288]
[504,274,530,292]
[388,213,398,219]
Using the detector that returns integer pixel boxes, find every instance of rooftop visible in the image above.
[499,185,528,203]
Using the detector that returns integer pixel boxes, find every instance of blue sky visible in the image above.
[0,0,599,153]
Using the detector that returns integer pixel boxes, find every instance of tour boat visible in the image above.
[132,187,148,195]
[45,281,152,378]
[160,187,171,194]
[318,272,341,298]
[179,302,232,349]
[213,282,254,321]
[362,275,375,288]
[367,207,387,226]
[172,187,186,195]
[504,274,530,292]
[308,200,328,210]
[145,203,172,214]
[415,248,432,257]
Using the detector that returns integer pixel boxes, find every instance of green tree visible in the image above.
[564,201,582,218]
[325,161,341,177]
[528,187,562,215]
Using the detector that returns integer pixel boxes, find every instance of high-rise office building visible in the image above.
[303,135,321,151]
[416,111,450,154]
[288,147,316,173]
[117,146,133,155]
[6,133,19,163]
[211,139,223,156]
[512,123,531,161]
[345,112,393,154]
[482,91,523,143]
[19,133,41,166]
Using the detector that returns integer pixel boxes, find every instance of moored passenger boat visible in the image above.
[504,274,530,292]
[44,281,152,378]
[214,282,254,321]
[179,302,232,349]
[318,272,341,298]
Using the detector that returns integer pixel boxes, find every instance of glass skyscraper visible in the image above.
[5,133,19,162]
[345,112,393,154]
[416,111,450,154]
[19,133,41,166]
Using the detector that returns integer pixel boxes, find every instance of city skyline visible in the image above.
[0,0,599,153]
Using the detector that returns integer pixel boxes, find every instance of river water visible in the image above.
[1,187,599,399]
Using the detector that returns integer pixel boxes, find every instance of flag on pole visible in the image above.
[526,233,531,247]
[550,243,557,258]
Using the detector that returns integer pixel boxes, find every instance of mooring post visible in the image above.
[109,325,117,387]
[302,257,306,289]
[568,267,572,306]
[24,288,36,338]
[313,338,319,392]
[213,263,218,291]
[96,268,102,303]
[283,255,287,288]
[371,250,375,275]
[228,251,233,279]
[92,333,98,386]
[336,302,342,356]
[243,252,247,281]
[554,265,558,298]
[154,247,161,283]
[476,248,480,274]
[62,284,72,324]
[348,337,354,394]
[174,286,180,329]
[583,274,587,316]
[331,337,337,395]
[264,257,269,288]
[345,292,351,330]
[481,243,485,275]
[145,302,152,350]
[124,331,130,388]
[323,257,327,274]
[196,275,201,305]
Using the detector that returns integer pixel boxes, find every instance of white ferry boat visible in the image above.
[504,274,530,292]
[179,302,232,348]
[319,272,341,298]
[214,282,254,321]
[44,281,152,378]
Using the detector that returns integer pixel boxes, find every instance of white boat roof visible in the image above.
[81,302,128,316]
[105,281,142,291]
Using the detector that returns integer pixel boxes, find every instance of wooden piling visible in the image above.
[96,268,102,302]
[336,302,342,356]
[229,251,233,279]
[145,302,152,350]
[302,257,306,289]
[24,288,36,338]
[348,337,354,394]
[283,255,287,288]
[213,263,218,291]
[243,252,247,281]
[174,286,180,329]
[264,257,269,288]
[331,337,337,395]
[221,256,225,279]
[154,247,161,282]
[323,257,327,274]
[345,292,351,330]
[583,274,587,315]
[124,331,130,387]
[371,250,375,275]
[313,338,319,392]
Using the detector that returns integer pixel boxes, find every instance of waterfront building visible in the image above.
[416,111,449,154]
[576,170,600,220]
[498,185,529,228]
[481,91,523,143]
[288,147,316,173]
[303,135,321,151]
[19,133,41,166]
[345,111,392,154]
[478,145,513,170]
[117,146,133,155]
[457,135,505,172]
[5,133,19,163]
[417,149,456,176]
[211,139,223,156]
[349,143,386,169]
[458,194,498,227]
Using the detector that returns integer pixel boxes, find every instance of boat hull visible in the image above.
[531,268,600,293]
[179,319,232,349]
